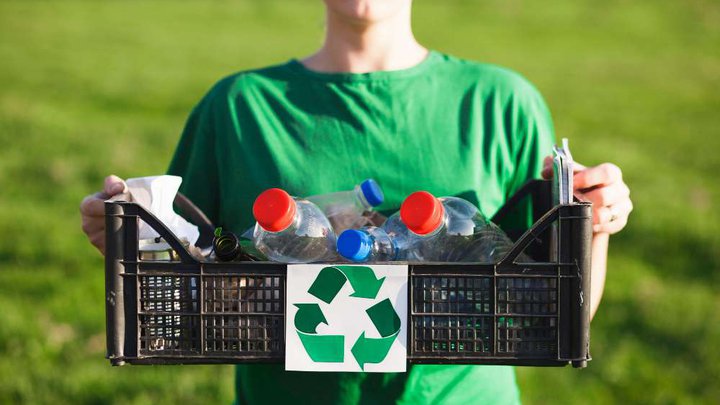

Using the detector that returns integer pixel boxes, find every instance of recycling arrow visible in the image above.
[351,331,400,370]
[308,265,386,304]
[294,303,344,362]
[296,332,345,363]
[294,304,327,334]
[293,266,402,370]
[351,298,401,370]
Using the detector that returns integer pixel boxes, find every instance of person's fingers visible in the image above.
[88,231,106,254]
[574,163,622,190]
[543,159,631,234]
[104,175,127,196]
[593,200,632,234]
[80,192,108,216]
[82,175,128,216]
[78,175,125,256]
[593,198,633,226]
[593,205,612,225]
[541,156,554,179]
[614,198,634,219]
[81,214,105,236]
[593,213,628,234]
[579,182,630,207]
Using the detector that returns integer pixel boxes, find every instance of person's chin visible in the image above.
[326,0,407,23]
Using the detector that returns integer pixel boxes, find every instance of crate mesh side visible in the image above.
[497,277,558,314]
[496,277,558,357]
[411,275,559,358]
[203,275,284,355]
[412,276,495,355]
[138,275,200,355]
[496,316,557,355]
[413,315,494,354]
[412,276,493,314]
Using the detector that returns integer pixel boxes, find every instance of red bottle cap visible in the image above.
[252,188,297,232]
[400,191,444,235]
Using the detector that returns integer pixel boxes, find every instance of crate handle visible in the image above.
[109,201,200,264]
[497,203,563,266]
[174,192,215,249]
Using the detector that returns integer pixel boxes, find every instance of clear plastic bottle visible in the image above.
[336,226,410,262]
[306,179,385,234]
[376,212,421,261]
[399,191,518,262]
[252,188,337,263]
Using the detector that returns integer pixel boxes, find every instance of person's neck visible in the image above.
[302,7,428,73]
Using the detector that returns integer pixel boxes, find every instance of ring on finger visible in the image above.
[608,205,619,222]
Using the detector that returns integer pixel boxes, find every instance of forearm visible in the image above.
[589,232,609,320]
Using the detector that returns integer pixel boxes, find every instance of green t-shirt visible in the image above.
[168,51,555,405]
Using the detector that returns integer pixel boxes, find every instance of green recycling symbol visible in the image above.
[293,266,402,370]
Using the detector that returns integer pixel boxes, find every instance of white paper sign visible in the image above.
[285,264,408,373]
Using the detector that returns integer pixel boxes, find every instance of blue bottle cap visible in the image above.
[337,229,373,262]
[360,179,384,207]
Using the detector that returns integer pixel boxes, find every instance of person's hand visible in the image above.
[542,157,632,234]
[80,175,128,254]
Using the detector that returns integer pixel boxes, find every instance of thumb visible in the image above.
[543,155,588,179]
[104,175,127,196]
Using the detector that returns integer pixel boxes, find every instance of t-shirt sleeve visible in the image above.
[503,77,557,228]
[166,94,222,225]
[506,81,556,196]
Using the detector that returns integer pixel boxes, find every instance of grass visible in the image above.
[0,0,718,403]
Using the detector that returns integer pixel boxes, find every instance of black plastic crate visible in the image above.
[104,180,592,368]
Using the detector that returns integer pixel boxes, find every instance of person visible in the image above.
[80,0,632,403]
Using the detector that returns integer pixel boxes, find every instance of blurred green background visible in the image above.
[1,0,718,403]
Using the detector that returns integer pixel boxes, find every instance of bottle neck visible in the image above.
[389,237,401,261]
[353,186,374,211]
[415,214,446,238]
[369,227,398,261]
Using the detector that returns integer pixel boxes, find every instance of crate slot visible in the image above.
[137,274,200,356]
[204,315,283,354]
[412,276,493,315]
[497,277,558,315]
[497,316,557,356]
[139,314,201,355]
[412,315,494,355]
[202,275,284,355]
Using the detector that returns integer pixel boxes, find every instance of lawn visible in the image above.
[0,0,718,403]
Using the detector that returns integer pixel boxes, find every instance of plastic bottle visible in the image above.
[252,188,337,263]
[336,226,408,262]
[306,179,385,234]
[399,191,518,262]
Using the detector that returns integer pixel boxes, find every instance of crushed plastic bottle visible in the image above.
[337,226,408,262]
[398,191,518,262]
[252,188,337,263]
[306,179,384,234]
